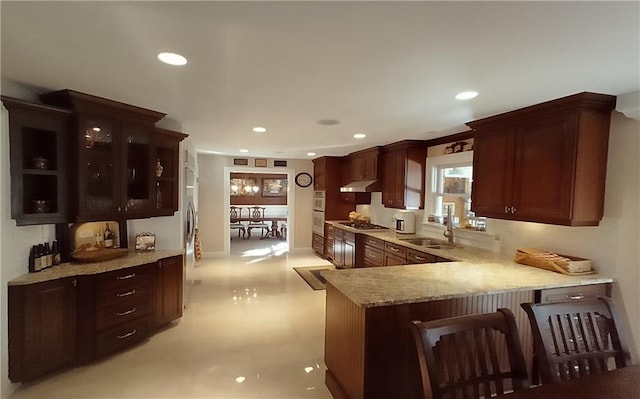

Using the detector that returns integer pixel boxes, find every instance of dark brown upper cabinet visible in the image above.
[41,90,186,221]
[467,92,616,226]
[345,147,380,183]
[3,96,72,225]
[381,140,427,209]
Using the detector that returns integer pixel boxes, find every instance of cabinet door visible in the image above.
[77,115,122,219]
[122,122,154,218]
[9,278,77,382]
[382,151,397,207]
[333,229,345,268]
[155,256,184,327]
[471,125,516,218]
[511,113,577,223]
[313,158,327,190]
[382,151,407,209]
[153,133,181,216]
[363,154,378,180]
[343,232,356,269]
[384,252,406,266]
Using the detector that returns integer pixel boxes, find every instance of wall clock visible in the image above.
[295,172,313,188]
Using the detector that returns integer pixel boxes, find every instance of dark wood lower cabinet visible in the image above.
[8,254,183,382]
[8,277,77,382]
[154,255,184,327]
[312,232,325,256]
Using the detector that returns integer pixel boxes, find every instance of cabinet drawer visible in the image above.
[97,283,153,308]
[96,298,153,330]
[406,249,436,264]
[362,235,384,250]
[95,316,152,358]
[384,242,407,258]
[97,264,152,293]
[538,284,607,303]
[312,233,325,254]
[363,246,384,266]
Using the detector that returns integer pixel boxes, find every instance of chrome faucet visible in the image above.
[443,205,454,244]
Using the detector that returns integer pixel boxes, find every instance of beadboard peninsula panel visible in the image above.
[326,289,536,399]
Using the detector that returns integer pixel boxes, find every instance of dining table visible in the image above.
[234,217,287,239]
[508,364,640,399]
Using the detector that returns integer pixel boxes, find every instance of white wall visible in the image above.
[361,112,640,361]
[197,154,314,255]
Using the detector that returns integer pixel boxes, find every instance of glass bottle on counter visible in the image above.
[28,245,37,273]
[156,182,163,209]
[52,240,61,265]
[104,223,114,248]
[43,242,53,269]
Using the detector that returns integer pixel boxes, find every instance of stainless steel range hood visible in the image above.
[340,179,379,192]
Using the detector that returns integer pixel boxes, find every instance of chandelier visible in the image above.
[230,177,259,196]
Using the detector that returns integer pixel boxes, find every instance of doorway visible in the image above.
[223,166,295,257]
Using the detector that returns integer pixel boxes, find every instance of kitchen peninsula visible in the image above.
[321,237,612,399]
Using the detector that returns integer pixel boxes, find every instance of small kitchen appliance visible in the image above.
[393,210,416,234]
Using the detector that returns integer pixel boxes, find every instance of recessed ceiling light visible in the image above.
[239,149,249,153]
[252,127,267,133]
[157,52,188,66]
[455,91,479,101]
[317,119,340,126]
[353,133,367,139]
[307,152,316,156]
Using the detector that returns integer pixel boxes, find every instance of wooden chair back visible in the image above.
[230,206,243,223]
[248,206,266,222]
[521,297,632,384]
[411,308,530,399]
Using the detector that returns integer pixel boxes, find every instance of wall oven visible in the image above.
[312,191,326,236]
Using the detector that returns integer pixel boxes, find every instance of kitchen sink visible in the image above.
[399,237,457,249]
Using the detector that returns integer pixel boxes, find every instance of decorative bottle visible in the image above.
[28,245,37,273]
[104,223,114,248]
[155,158,164,177]
[43,242,53,269]
[156,183,163,209]
[52,240,61,265]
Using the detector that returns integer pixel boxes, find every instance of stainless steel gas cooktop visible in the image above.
[338,222,389,230]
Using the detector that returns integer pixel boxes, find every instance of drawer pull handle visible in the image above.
[568,294,585,300]
[117,329,137,340]
[117,273,136,280]
[117,289,136,297]
[117,307,137,317]
[389,247,399,252]
[415,256,425,261]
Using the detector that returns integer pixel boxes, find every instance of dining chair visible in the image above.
[246,206,270,239]
[229,206,246,239]
[521,297,632,384]
[411,308,530,399]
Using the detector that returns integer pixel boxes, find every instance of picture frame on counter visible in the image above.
[135,232,156,252]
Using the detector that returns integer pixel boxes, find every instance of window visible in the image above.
[424,151,485,230]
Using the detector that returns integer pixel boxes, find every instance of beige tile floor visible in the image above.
[10,237,334,399]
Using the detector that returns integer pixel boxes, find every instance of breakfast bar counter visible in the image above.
[321,247,613,399]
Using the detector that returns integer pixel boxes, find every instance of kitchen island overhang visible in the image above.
[322,260,613,399]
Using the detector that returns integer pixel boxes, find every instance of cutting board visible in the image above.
[71,248,129,263]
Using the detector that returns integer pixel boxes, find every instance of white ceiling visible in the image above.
[2,1,639,159]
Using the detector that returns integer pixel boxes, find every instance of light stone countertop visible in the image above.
[323,222,612,308]
[8,249,184,286]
